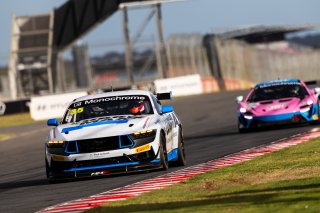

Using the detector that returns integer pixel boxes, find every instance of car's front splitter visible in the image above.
[47,149,178,180]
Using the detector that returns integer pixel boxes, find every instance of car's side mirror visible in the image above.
[161,105,173,114]
[47,118,59,126]
[236,96,244,104]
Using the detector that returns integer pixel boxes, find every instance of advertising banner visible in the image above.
[30,92,87,120]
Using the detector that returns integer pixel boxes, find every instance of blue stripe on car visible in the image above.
[61,120,128,133]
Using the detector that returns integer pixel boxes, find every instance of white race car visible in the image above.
[45,90,186,181]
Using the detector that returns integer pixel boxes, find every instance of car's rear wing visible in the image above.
[156,92,172,100]
[305,80,320,98]
[305,80,320,86]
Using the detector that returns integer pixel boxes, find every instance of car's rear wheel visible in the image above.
[172,128,186,166]
[159,134,169,170]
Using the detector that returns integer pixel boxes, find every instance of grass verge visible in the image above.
[0,113,35,127]
[0,134,15,141]
[88,138,320,213]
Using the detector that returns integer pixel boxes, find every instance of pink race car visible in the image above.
[237,79,320,132]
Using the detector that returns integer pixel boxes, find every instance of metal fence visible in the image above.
[166,33,211,77]
[165,33,320,84]
[214,37,320,84]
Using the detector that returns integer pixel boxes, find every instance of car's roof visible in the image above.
[256,79,301,88]
[73,90,153,102]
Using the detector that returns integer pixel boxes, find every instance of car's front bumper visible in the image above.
[46,146,179,180]
[46,148,161,180]
[238,103,319,129]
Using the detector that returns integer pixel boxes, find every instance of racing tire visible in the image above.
[46,160,57,184]
[172,129,186,166]
[238,121,250,133]
[159,134,169,170]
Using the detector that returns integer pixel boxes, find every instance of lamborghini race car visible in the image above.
[237,79,320,132]
[45,90,186,181]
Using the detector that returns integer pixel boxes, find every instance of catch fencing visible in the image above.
[165,33,320,86]
[214,37,320,84]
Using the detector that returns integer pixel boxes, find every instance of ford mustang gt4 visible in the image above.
[237,79,320,132]
[45,90,186,181]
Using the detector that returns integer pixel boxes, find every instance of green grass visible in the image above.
[88,138,320,213]
[0,113,36,127]
[0,134,15,140]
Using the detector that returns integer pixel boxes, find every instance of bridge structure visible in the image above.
[8,0,180,99]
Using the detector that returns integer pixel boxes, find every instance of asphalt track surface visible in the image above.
[0,91,316,213]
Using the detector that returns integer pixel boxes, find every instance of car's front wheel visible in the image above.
[46,160,56,183]
[238,121,250,133]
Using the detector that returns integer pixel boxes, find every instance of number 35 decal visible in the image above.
[69,107,84,115]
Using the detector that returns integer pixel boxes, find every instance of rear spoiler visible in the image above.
[156,92,172,100]
[305,80,320,86]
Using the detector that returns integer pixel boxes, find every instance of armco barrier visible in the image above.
[0,99,30,116]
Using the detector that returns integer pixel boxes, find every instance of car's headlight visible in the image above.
[47,141,65,148]
[131,129,157,148]
[300,100,313,110]
[240,107,247,113]
[307,100,313,105]
[132,129,156,139]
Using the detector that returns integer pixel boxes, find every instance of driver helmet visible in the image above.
[129,101,145,114]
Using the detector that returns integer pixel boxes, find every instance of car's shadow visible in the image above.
[0,179,49,193]
[185,122,314,141]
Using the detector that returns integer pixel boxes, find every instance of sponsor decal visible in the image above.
[0,101,6,115]
[269,104,285,110]
[248,103,258,108]
[135,144,151,154]
[72,95,146,108]
[154,119,160,124]
[52,155,65,161]
[90,151,110,158]
[91,171,109,176]
[69,107,84,115]
[258,82,300,88]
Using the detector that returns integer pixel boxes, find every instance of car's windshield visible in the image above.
[62,95,153,124]
[248,84,309,102]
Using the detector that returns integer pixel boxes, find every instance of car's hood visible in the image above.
[241,97,314,116]
[49,115,157,141]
